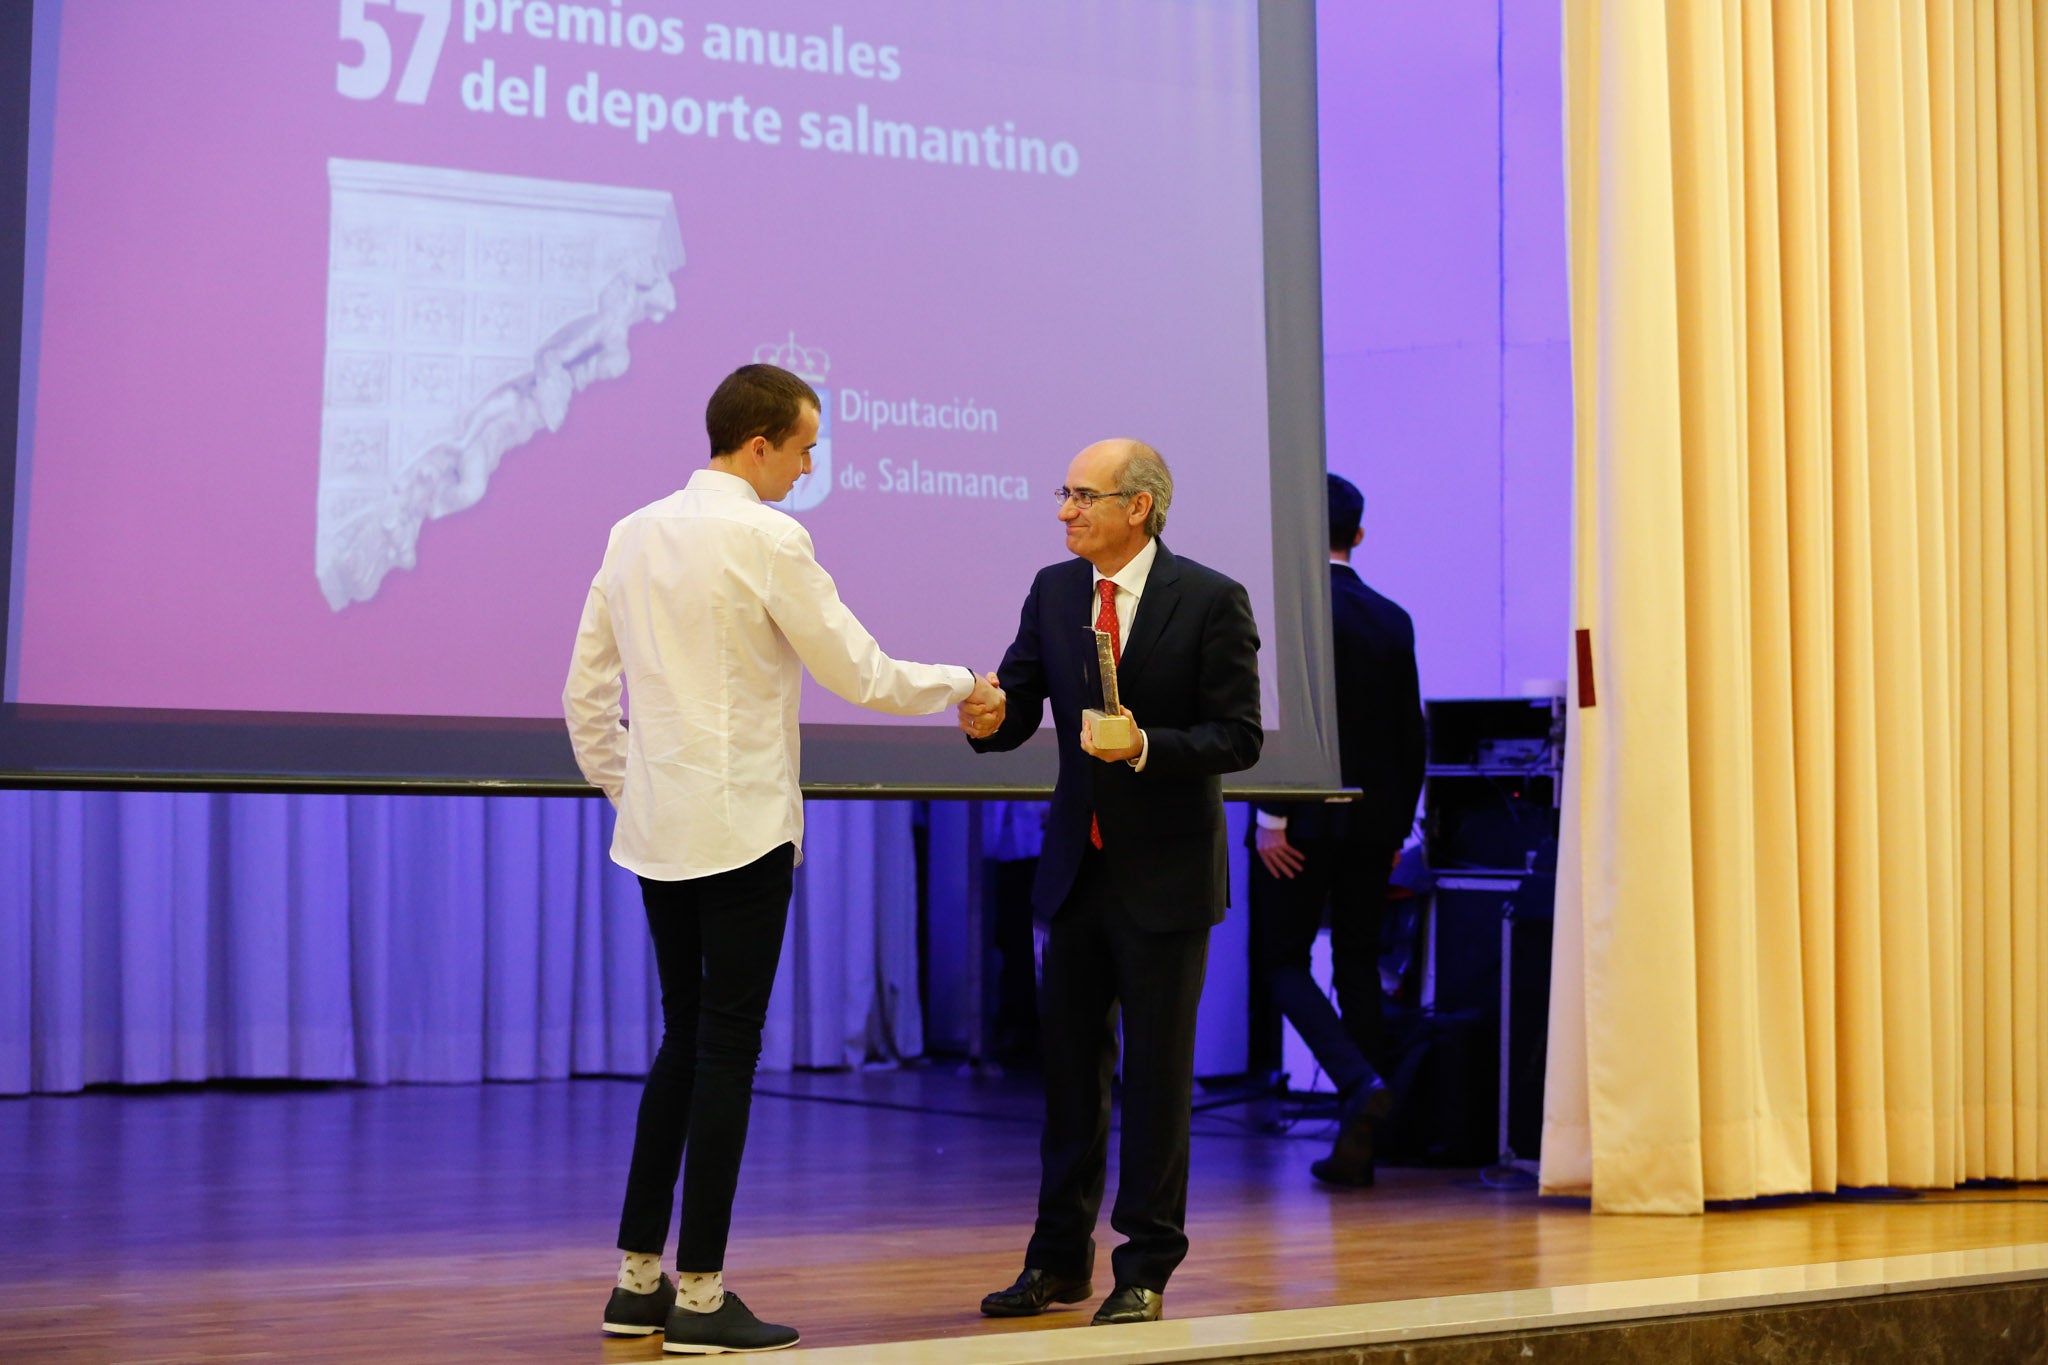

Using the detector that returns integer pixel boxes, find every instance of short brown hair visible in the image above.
[706,363,819,456]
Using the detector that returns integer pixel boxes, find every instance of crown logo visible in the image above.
[754,331,831,383]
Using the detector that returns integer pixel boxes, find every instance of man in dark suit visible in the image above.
[1250,473,1424,1186]
[960,438,1262,1326]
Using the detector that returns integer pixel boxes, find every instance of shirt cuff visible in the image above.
[1255,809,1288,830]
[1127,729,1149,771]
[955,666,978,704]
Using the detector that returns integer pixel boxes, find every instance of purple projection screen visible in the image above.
[0,0,1341,794]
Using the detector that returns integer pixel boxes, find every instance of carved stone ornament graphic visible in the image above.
[317,158,684,610]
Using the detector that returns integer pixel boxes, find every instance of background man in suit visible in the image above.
[564,363,1001,1354]
[962,439,1262,1326]
[1249,472,1425,1186]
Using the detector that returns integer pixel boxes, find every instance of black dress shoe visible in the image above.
[1314,1075,1391,1186]
[1091,1284,1162,1324]
[602,1274,677,1336]
[980,1267,1093,1317]
[661,1292,798,1354]
[1310,1153,1377,1186]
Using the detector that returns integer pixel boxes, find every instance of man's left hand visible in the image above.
[1255,826,1305,879]
[1080,704,1144,763]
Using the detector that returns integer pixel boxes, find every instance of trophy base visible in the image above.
[1085,709,1135,751]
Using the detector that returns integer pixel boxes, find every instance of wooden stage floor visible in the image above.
[2,1069,2044,1362]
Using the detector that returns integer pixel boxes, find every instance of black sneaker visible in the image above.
[662,1291,800,1355]
[603,1274,677,1336]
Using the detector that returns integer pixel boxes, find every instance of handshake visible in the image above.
[954,672,1144,763]
[957,672,1006,740]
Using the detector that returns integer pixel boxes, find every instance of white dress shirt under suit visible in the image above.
[564,468,974,881]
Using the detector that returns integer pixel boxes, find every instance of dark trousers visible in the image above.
[617,843,795,1272]
[1027,847,1210,1293]
[1248,833,1391,1091]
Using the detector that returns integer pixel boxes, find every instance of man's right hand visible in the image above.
[959,672,1006,739]
[1254,825,1305,879]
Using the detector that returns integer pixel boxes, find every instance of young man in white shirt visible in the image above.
[564,362,1001,1354]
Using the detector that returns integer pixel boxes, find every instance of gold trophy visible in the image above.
[1082,628,1135,750]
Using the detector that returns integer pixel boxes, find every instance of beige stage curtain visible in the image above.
[1544,0,2048,1214]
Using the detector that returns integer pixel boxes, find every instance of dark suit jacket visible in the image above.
[1260,562,1424,851]
[971,541,1263,931]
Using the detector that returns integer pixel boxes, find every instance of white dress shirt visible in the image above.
[564,469,974,881]
[1089,536,1157,769]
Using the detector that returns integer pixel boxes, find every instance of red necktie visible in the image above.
[1090,579,1121,850]
[1095,578,1123,663]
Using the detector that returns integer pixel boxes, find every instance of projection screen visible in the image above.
[0,0,1341,796]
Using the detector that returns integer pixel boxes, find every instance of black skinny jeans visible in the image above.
[616,843,794,1272]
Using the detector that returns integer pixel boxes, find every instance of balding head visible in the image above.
[1059,438,1172,573]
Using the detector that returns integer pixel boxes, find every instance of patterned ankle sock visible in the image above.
[617,1251,664,1295]
[674,1270,724,1314]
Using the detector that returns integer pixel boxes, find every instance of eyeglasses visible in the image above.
[1052,486,1131,510]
